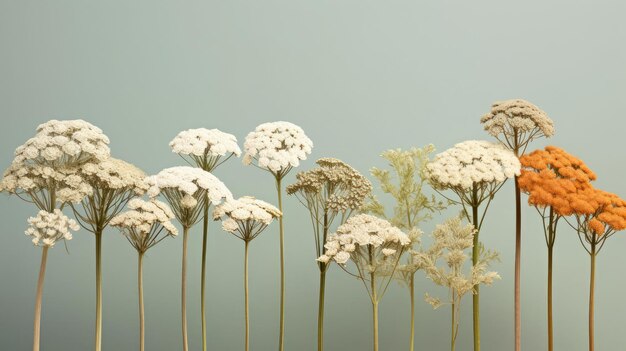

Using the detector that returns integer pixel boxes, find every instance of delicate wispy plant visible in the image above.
[415,215,500,351]
[563,187,626,351]
[243,121,313,351]
[318,214,410,351]
[169,128,241,351]
[425,140,519,351]
[68,157,147,351]
[481,99,554,351]
[213,196,282,351]
[518,146,596,351]
[287,157,372,351]
[145,166,231,351]
[0,119,109,351]
[361,146,447,351]
[110,198,178,351]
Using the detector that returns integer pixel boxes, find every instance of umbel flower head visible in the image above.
[145,166,232,227]
[518,146,596,216]
[78,158,148,195]
[318,214,410,265]
[287,157,372,214]
[110,198,178,253]
[243,121,313,177]
[426,140,521,191]
[480,99,554,153]
[13,119,110,166]
[25,209,80,247]
[170,128,241,171]
[566,187,626,238]
[213,196,282,241]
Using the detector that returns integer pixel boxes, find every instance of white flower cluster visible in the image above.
[481,99,555,138]
[170,128,241,157]
[317,214,410,265]
[79,158,148,194]
[426,140,521,190]
[213,196,282,235]
[145,166,232,207]
[110,198,178,237]
[243,121,313,174]
[25,209,80,247]
[14,119,110,165]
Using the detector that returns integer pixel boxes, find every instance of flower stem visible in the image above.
[182,227,189,351]
[514,176,522,351]
[201,201,209,351]
[451,297,456,351]
[471,185,480,351]
[409,274,415,351]
[547,244,554,351]
[138,253,145,351]
[317,268,327,351]
[32,246,49,351]
[276,177,285,351]
[370,272,379,351]
[95,231,103,351]
[244,240,250,351]
[589,242,596,351]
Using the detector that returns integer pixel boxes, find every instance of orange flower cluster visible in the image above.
[518,146,596,216]
[567,187,626,236]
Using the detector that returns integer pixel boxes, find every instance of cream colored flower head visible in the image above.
[25,209,80,247]
[79,158,148,194]
[481,99,554,138]
[318,214,410,265]
[14,119,110,166]
[170,128,242,158]
[286,157,372,213]
[426,140,521,190]
[110,198,178,238]
[243,121,313,175]
[213,196,282,240]
[145,166,232,207]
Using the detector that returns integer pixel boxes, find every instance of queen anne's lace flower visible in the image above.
[243,121,313,175]
[14,119,110,166]
[170,128,241,158]
[145,166,232,205]
[25,209,80,247]
[426,140,521,190]
[481,99,555,139]
[318,214,410,265]
[213,196,282,240]
[78,158,148,195]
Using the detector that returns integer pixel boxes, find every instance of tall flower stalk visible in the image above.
[426,140,520,351]
[287,158,372,351]
[564,187,626,351]
[213,196,282,351]
[145,166,231,351]
[416,215,500,351]
[68,158,148,351]
[110,199,178,351]
[318,214,411,351]
[361,146,447,351]
[243,121,313,351]
[170,128,241,351]
[0,119,109,351]
[480,99,555,351]
[517,146,596,351]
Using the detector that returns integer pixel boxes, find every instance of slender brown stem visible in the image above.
[244,241,250,351]
[547,245,554,351]
[276,177,285,351]
[409,274,415,351]
[370,271,379,351]
[451,292,456,351]
[317,268,327,351]
[32,246,49,351]
[201,201,209,351]
[138,253,145,351]
[95,231,103,351]
[182,227,189,351]
[471,185,480,351]
[514,176,522,351]
[589,243,596,351]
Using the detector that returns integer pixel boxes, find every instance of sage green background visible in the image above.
[1,1,625,350]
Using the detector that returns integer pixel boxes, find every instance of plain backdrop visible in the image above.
[1,1,625,350]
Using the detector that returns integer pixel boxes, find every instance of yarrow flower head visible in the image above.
[110,198,178,253]
[426,140,521,191]
[317,214,410,265]
[14,119,110,166]
[213,196,282,241]
[243,121,313,176]
[78,158,148,195]
[25,209,80,247]
[170,128,241,170]
[287,158,372,213]
[566,187,626,237]
[480,99,554,151]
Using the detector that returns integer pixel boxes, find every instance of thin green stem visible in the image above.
[451,294,456,351]
[138,253,145,351]
[409,274,415,351]
[370,271,379,351]
[276,177,285,351]
[589,243,596,351]
[317,269,327,351]
[32,246,49,351]
[95,231,103,351]
[182,227,189,351]
[547,245,554,351]
[244,241,250,351]
[471,185,480,351]
[201,201,209,351]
